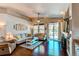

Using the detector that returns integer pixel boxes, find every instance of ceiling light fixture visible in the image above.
[36,12,41,24]
[37,20,40,23]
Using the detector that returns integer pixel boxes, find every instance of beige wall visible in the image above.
[72,3,79,39]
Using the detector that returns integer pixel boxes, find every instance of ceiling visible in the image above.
[0,3,70,18]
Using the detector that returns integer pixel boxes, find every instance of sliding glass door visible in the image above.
[48,22,59,39]
[48,22,61,56]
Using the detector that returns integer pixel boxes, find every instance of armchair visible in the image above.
[0,40,16,55]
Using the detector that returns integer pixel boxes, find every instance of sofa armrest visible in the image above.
[0,40,16,55]
[8,42,16,53]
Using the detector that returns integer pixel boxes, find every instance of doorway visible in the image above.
[48,22,61,56]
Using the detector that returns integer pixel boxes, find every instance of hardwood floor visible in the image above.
[10,39,67,56]
[11,46,33,56]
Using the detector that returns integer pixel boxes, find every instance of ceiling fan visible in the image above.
[34,11,47,25]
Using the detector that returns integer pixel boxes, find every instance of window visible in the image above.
[33,25,45,34]
[39,25,45,33]
[33,25,38,34]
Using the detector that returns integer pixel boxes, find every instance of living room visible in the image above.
[0,3,72,56]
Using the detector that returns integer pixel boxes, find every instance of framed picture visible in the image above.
[13,24,27,31]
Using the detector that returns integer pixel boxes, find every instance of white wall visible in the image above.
[0,14,31,36]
